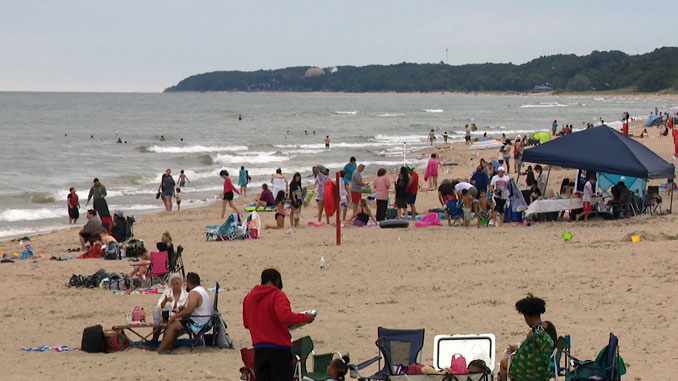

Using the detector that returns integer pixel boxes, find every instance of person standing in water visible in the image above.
[324,136,330,149]
[67,187,80,224]
[239,166,249,197]
[428,129,435,146]
[159,169,176,212]
[178,170,190,188]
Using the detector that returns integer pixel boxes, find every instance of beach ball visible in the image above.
[562,232,573,241]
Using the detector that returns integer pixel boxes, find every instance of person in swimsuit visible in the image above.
[349,199,377,227]
[159,169,175,212]
[178,170,190,187]
[67,187,80,224]
[220,170,241,218]
[265,191,287,230]
[324,136,331,149]
[288,172,303,227]
[476,190,493,228]
[239,166,249,197]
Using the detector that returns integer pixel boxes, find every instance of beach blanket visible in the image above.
[415,213,442,227]
[468,138,504,151]
[21,345,77,352]
[77,245,104,259]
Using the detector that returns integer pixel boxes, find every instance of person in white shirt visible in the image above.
[576,176,597,222]
[489,167,511,226]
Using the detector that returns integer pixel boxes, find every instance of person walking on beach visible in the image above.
[243,268,314,381]
[239,166,250,197]
[220,170,242,218]
[175,188,182,211]
[465,124,472,145]
[67,187,80,224]
[489,167,510,227]
[424,153,441,190]
[324,136,331,149]
[86,178,107,216]
[406,166,419,219]
[289,172,303,227]
[395,167,410,219]
[178,170,190,188]
[443,131,449,144]
[314,167,331,224]
[576,175,597,222]
[350,164,367,214]
[158,169,175,212]
[428,129,435,146]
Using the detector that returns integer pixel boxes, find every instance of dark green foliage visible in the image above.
[164,47,678,93]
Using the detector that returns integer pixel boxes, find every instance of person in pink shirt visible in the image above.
[373,168,391,221]
[424,153,441,190]
[220,170,241,218]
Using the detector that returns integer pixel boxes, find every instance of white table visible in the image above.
[525,197,601,217]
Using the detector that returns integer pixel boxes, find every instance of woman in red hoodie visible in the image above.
[243,268,314,381]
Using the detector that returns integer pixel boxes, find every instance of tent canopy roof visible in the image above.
[521,125,674,179]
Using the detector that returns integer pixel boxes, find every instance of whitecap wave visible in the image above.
[334,111,357,115]
[376,113,405,117]
[425,109,444,113]
[0,224,71,239]
[520,102,568,108]
[0,208,64,222]
[214,152,292,164]
[147,145,248,153]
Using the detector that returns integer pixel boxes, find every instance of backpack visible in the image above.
[104,242,121,260]
[124,239,144,257]
[81,325,105,353]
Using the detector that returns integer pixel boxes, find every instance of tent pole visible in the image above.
[670,177,674,214]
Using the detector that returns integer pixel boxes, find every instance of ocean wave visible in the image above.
[147,145,248,153]
[376,113,405,117]
[334,111,357,115]
[0,208,64,222]
[520,102,568,108]
[425,109,444,113]
[0,224,70,240]
[214,152,292,165]
[373,134,428,144]
[21,191,57,204]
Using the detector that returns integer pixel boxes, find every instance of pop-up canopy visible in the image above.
[522,125,674,179]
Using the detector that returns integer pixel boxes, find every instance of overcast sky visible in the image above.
[0,0,674,92]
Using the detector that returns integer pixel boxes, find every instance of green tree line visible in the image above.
[164,47,678,93]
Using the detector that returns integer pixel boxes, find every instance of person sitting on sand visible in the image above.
[327,354,351,380]
[640,128,649,138]
[99,228,117,245]
[255,183,275,209]
[498,294,557,381]
[79,209,102,251]
[349,199,377,227]
[476,190,493,228]
[129,247,150,277]
[157,272,213,354]
[265,191,287,230]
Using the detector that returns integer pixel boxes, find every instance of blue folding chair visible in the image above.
[349,327,425,381]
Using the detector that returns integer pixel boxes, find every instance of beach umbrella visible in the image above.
[532,132,551,143]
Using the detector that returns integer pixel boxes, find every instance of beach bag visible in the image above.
[104,330,130,353]
[81,325,105,353]
[124,239,144,257]
[450,353,469,374]
[215,314,234,349]
[104,242,121,260]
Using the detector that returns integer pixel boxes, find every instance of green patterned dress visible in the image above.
[509,325,554,381]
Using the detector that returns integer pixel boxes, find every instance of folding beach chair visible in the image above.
[551,335,573,381]
[349,327,425,381]
[188,282,232,351]
[205,213,242,241]
[129,251,169,285]
[240,347,256,381]
[445,200,464,226]
[291,336,342,381]
[169,245,186,281]
[645,185,662,215]
[563,333,625,381]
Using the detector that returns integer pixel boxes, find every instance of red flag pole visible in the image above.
[336,172,341,245]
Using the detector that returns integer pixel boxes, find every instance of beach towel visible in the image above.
[424,158,439,181]
[77,245,104,259]
[21,345,77,352]
[415,213,442,227]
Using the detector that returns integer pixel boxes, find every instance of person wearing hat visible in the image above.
[243,268,315,381]
[111,211,127,242]
[489,166,511,226]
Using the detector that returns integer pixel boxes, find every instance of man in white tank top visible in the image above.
[157,272,213,353]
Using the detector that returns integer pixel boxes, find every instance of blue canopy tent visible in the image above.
[645,114,663,127]
[521,125,675,211]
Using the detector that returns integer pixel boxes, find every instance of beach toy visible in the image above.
[21,245,34,260]
[631,235,640,243]
[562,232,573,241]
[13,252,20,258]
[480,217,488,226]
[38,254,45,259]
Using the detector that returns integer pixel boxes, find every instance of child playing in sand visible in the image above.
[461,189,474,227]
[265,191,287,230]
[476,190,493,228]
[175,188,181,211]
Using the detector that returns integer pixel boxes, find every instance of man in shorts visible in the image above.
[576,175,597,222]
[489,167,511,227]
[350,164,366,213]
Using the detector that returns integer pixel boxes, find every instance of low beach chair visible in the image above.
[645,185,662,215]
[562,333,624,381]
[349,327,425,381]
[188,282,226,351]
[291,336,341,381]
[169,245,185,281]
[205,214,242,241]
[129,250,169,285]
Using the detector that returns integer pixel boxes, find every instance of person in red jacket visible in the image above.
[243,268,314,381]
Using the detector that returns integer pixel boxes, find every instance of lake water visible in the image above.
[0,91,672,238]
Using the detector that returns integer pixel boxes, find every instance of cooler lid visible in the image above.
[433,333,496,372]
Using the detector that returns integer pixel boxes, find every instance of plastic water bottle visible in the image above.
[320,256,326,269]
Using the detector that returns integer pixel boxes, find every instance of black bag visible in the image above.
[81,325,105,353]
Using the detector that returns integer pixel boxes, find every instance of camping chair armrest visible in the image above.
[353,356,381,370]
[129,261,151,267]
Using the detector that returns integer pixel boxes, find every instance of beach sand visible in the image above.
[1,124,676,380]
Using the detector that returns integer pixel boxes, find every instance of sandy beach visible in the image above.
[1,123,677,380]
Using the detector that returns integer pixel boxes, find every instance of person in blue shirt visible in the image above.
[470,163,490,199]
[343,156,357,187]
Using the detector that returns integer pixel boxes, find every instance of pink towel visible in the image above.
[415,213,442,228]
